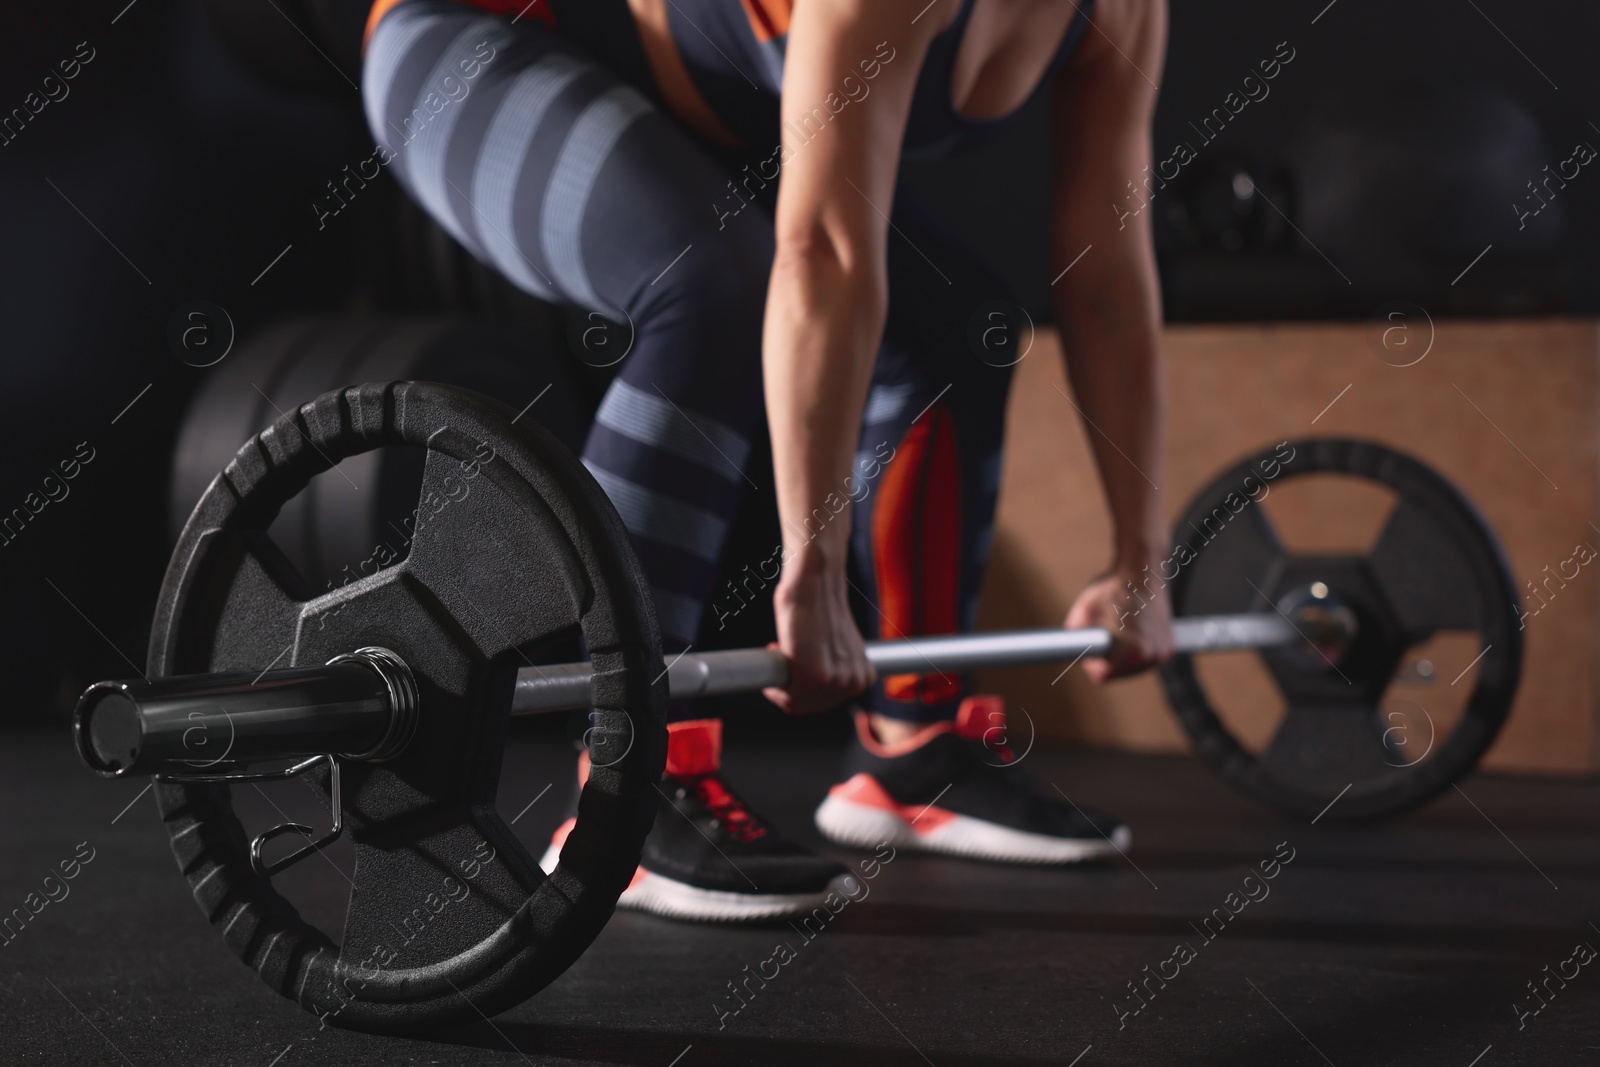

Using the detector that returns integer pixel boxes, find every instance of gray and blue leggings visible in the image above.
[364,0,1020,722]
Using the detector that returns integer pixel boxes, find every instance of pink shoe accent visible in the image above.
[664,718,722,777]
[954,695,1014,762]
[852,711,955,758]
[954,695,1002,739]
[828,773,955,833]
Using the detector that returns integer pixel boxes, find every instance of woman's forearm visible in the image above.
[762,240,888,579]
[1055,263,1169,570]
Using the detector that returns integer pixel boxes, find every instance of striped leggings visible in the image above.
[364,0,1020,721]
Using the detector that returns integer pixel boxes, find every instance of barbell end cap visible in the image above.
[74,681,143,779]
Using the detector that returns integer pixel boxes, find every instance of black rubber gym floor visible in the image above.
[4,731,1596,1066]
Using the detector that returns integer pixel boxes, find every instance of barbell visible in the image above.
[76,613,1313,775]
[72,381,1522,1033]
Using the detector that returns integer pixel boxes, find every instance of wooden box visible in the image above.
[975,318,1598,774]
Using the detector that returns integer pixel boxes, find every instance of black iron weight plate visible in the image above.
[1159,438,1523,821]
[147,382,666,1032]
[169,316,591,586]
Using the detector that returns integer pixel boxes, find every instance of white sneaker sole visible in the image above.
[814,794,1131,865]
[540,843,854,923]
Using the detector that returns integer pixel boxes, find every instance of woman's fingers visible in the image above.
[1064,571,1175,683]
[767,636,874,716]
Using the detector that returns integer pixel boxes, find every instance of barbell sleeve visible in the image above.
[509,612,1302,716]
[73,647,417,778]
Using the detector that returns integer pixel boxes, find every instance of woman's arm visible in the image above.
[762,0,943,714]
[1049,0,1175,681]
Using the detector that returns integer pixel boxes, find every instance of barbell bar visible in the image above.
[513,611,1307,713]
[75,611,1325,779]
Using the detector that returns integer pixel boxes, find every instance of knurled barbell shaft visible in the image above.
[510,612,1301,716]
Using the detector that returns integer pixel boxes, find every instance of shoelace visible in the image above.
[684,775,768,843]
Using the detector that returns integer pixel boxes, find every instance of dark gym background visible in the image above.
[3,0,1593,732]
[4,3,1599,1066]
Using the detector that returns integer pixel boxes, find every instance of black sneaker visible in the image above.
[540,719,854,922]
[814,697,1131,864]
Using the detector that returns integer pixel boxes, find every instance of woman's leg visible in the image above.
[365,1,854,922]
[365,0,773,666]
[816,191,1131,863]
[848,184,1020,724]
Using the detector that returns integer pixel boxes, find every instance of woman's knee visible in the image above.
[586,126,776,325]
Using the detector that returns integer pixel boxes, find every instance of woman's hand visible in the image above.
[763,557,875,715]
[1065,566,1175,684]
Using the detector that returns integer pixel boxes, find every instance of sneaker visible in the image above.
[814,696,1131,864]
[540,719,854,922]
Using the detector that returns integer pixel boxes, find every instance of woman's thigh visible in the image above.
[363,0,769,326]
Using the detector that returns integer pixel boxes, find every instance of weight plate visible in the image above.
[149,381,666,1032]
[1159,438,1522,821]
[170,316,592,587]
